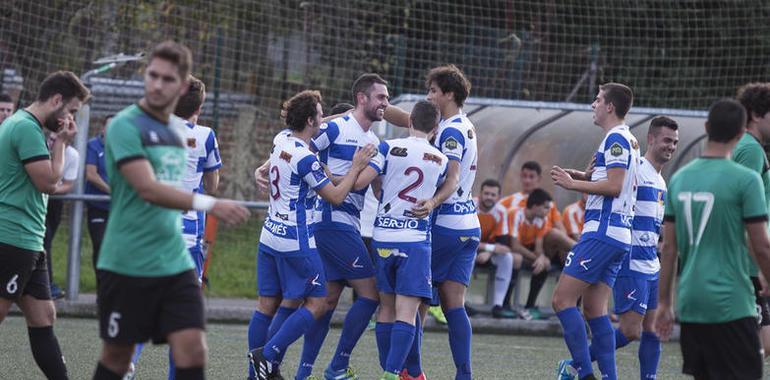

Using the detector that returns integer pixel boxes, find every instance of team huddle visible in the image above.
[1,39,770,380]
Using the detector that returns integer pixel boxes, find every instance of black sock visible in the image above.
[526,271,548,308]
[28,326,68,380]
[92,362,122,380]
[176,367,205,380]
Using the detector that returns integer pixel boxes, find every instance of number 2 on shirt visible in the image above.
[398,167,424,203]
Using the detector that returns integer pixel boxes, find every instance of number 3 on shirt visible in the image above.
[398,167,424,203]
[270,166,281,200]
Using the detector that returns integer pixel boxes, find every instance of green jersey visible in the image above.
[98,104,193,277]
[732,132,770,276]
[665,158,768,323]
[0,110,51,251]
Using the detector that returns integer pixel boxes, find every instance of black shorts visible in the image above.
[680,317,763,380]
[0,242,51,301]
[751,276,770,327]
[97,269,205,344]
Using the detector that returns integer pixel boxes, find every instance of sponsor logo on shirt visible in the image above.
[279,151,292,162]
[423,152,442,164]
[264,219,288,236]
[390,147,408,157]
[376,216,422,230]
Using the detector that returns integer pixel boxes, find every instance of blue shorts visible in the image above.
[315,228,375,282]
[373,240,432,300]
[257,244,327,300]
[430,227,480,287]
[562,238,629,287]
[613,276,658,315]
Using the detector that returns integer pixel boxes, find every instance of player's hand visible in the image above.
[352,144,376,171]
[532,254,548,274]
[655,304,675,341]
[493,244,511,255]
[411,198,436,219]
[254,161,270,191]
[54,115,78,141]
[551,166,574,190]
[210,200,250,225]
[476,250,492,264]
[760,273,770,297]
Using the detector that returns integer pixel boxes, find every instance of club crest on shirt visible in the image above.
[186,138,197,148]
[279,151,292,162]
[610,142,623,157]
[443,137,458,150]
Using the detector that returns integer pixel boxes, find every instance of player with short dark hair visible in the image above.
[499,159,574,319]
[358,100,449,380]
[247,90,375,380]
[657,98,770,379]
[579,116,679,379]
[733,82,770,358]
[91,40,250,380]
[0,69,88,380]
[551,82,639,380]
[0,93,15,125]
[382,64,479,380]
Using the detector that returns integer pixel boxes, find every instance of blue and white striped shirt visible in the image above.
[311,115,383,232]
[619,157,666,279]
[581,124,640,248]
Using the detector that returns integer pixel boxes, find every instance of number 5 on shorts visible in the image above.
[565,252,575,267]
[108,312,122,338]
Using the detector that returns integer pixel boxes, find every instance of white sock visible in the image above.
[490,253,513,306]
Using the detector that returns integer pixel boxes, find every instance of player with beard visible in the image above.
[91,41,249,380]
[250,74,386,380]
[384,64,479,380]
[0,70,89,379]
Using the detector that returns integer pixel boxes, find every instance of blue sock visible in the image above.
[248,310,273,379]
[263,307,315,364]
[375,322,394,370]
[295,310,333,380]
[445,307,472,380]
[167,349,176,380]
[329,297,378,371]
[268,307,296,363]
[589,328,630,361]
[556,307,592,378]
[588,316,617,380]
[385,321,416,374]
[615,328,630,349]
[404,315,423,376]
[268,306,296,339]
[132,343,144,364]
[639,331,661,379]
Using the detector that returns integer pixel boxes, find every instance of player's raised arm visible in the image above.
[316,144,376,205]
[24,115,77,194]
[383,104,410,128]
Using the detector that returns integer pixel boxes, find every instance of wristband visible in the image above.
[192,194,216,211]
[485,243,496,252]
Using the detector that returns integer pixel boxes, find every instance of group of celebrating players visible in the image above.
[1,38,770,380]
